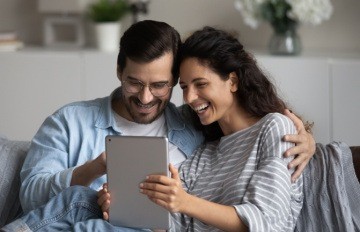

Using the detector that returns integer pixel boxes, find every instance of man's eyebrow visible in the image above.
[152,80,170,84]
[126,76,139,81]
[126,76,170,84]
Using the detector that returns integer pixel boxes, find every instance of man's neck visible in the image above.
[111,98,132,122]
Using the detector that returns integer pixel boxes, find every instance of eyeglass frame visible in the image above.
[121,79,173,97]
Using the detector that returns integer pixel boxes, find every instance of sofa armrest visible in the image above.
[0,138,31,227]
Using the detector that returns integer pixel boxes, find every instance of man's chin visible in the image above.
[126,99,168,124]
[133,113,160,124]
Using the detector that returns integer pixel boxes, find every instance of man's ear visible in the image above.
[229,72,239,92]
[117,65,122,81]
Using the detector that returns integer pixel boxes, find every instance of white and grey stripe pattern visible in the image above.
[170,113,303,232]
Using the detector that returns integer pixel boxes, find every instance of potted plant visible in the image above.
[88,0,130,52]
[234,0,333,55]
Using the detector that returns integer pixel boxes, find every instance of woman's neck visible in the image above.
[218,105,260,136]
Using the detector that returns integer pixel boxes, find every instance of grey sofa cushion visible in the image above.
[0,137,30,227]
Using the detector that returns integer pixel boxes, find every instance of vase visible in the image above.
[94,22,121,52]
[268,27,302,56]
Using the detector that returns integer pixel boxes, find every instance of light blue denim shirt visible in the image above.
[19,88,204,213]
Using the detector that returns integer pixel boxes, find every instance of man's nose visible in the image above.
[138,86,154,104]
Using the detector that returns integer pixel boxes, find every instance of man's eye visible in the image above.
[151,83,167,89]
[129,81,142,87]
[179,85,187,90]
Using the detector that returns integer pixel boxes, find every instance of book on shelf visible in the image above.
[0,31,24,52]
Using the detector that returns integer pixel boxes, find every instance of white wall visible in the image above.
[1,0,360,141]
[0,0,359,53]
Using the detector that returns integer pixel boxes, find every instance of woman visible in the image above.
[99,27,303,231]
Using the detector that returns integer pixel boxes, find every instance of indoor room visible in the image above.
[1,0,359,231]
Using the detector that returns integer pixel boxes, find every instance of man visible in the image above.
[2,20,314,231]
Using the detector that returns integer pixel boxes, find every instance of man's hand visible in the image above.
[283,109,316,182]
[71,152,107,186]
[97,183,111,220]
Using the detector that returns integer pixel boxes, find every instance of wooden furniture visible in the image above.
[351,146,360,181]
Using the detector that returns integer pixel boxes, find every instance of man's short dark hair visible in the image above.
[117,20,181,85]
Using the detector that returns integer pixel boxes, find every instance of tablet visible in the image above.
[105,135,171,230]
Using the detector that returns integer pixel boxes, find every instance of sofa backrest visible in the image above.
[0,137,30,227]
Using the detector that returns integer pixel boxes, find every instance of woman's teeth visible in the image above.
[194,103,209,113]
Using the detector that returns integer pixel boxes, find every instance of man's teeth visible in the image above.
[137,102,154,108]
[194,103,209,112]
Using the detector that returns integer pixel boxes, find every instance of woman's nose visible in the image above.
[183,87,197,104]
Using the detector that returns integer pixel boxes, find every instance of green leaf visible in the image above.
[88,0,130,22]
[260,0,297,34]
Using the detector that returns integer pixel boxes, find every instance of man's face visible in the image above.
[116,52,174,124]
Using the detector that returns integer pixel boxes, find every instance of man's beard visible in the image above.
[123,95,169,124]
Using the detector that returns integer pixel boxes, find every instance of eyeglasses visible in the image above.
[122,79,172,97]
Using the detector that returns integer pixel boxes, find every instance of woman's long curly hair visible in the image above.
[179,27,287,141]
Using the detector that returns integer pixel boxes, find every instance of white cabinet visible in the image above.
[82,52,119,100]
[0,49,184,140]
[331,60,360,146]
[257,56,330,144]
[0,51,84,140]
[0,49,359,145]
[256,54,360,146]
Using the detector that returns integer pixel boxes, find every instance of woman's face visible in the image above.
[179,58,238,126]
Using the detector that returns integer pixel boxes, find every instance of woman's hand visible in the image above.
[97,183,111,220]
[140,164,189,213]
[283,109,316,182]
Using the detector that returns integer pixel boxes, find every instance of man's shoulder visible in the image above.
[55,96,108,116]
[164,103,194,125]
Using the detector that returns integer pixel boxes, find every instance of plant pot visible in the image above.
[94,22,121,52]
[268,27,302,56]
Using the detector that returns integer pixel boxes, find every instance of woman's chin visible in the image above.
[200,117,214,126]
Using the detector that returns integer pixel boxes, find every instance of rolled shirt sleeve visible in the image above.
[234,157,295,231]
[19,102,110,212]
[234,116,303,231]
[20,111,77,212]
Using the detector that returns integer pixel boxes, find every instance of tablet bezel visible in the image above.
[105,135,171,230]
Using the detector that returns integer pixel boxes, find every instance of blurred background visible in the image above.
[0,0,359,52]
[0,0,359,145]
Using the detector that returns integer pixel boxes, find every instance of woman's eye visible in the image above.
[180,85,187,90]
[196,83,207,88]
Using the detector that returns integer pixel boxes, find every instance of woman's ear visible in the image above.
[229,72,239,92]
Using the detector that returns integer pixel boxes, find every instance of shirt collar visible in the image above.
[95,87,122,133]
[164,102,185,132]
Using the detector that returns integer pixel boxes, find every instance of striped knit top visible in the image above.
[171,113,303,231]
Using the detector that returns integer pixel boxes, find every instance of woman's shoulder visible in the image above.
[261,113,296,134]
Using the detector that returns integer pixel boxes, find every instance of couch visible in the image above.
[0,136,30,226]
[0,135,360,228]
